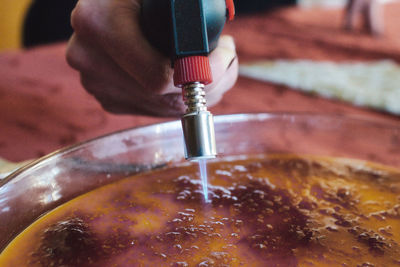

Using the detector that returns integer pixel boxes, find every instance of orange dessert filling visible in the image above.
[0,154,400,266]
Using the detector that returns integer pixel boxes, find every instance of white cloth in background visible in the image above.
[240,60,400,115]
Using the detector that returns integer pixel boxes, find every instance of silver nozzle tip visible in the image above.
[181,111,217,160]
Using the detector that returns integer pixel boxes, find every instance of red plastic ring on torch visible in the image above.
[173,56,213,87]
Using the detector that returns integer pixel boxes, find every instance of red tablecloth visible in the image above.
[1,5,399,161]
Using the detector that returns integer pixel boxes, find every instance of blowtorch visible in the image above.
[141,0,235,161]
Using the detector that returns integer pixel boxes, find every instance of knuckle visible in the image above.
[65,44,80,70]
[70,2,85,32]
[66,46,88,72]
[66,38,93,73]
[70,1,98,36]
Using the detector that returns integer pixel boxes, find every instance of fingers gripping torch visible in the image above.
[142,0,235,161]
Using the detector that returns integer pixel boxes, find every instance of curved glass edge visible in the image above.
[1,112,399,187]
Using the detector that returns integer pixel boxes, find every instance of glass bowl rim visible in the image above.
[2,111,399,186]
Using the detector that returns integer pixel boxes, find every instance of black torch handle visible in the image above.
[141,0,230,63]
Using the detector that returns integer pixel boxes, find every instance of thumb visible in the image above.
[204,35,238,102]
[208,35,237,89]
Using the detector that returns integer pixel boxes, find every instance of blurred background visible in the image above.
[0,0,31,50]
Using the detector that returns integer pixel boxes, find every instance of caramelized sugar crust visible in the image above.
[1,155,400,266]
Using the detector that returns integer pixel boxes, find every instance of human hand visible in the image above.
[66,0,238,117]
[344,0,384,36]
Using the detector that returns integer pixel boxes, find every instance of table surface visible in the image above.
[1,5,400,162]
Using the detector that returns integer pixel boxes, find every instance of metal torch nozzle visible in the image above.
[181,82,217,160]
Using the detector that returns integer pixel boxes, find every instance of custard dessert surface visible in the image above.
[1,155,400,266]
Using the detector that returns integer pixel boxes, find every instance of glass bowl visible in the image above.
[0,113,399,251]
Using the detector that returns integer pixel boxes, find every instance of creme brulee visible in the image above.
[0,154,399,266]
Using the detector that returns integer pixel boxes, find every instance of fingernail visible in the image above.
[227,56,237,70]
[218,36,237,71]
